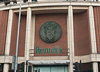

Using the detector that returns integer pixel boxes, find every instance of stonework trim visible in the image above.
[0,2,100,11]
[0,56,24,63]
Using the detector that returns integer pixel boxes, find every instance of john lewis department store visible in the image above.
[0,0,100,72]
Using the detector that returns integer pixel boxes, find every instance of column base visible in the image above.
[93,62,98,72]
[3,64,9,72]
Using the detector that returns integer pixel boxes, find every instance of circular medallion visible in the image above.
[40,21,62,43]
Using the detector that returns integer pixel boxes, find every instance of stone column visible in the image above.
[93,62,98,72]
[89,6,98,72]
[28,0,32,2]
[3,64,9,72]
[68,6,74,72]
[31,65,33,72]
[24,7,32,72]
[3,10,13,72]
[31,15,35,57]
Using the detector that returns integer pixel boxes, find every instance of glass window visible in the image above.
[34,66,68,72]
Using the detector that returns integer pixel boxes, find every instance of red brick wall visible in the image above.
[10,13,26,56]
[93,7,100,53]
[35,13,68,56]
[0,11,8,55]
[74,10,92,56]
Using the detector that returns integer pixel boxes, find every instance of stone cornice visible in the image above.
[0,2,100,11]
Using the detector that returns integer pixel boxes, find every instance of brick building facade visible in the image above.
[0,0,100,72]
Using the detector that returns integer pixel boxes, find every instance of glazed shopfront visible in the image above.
[28,60,69,72]
[33,65,68,72]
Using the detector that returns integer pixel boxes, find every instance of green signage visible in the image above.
[36,46,63,54]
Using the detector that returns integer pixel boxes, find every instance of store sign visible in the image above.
[36,46,63,54]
